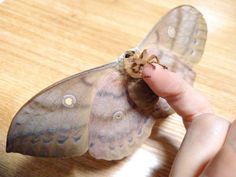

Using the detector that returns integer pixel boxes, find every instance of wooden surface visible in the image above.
[0,0,235,177]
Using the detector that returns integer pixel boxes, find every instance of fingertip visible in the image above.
[142,63,156,76]
[142,63,182,97]
[142,63,162,95]
[142,62,212,121]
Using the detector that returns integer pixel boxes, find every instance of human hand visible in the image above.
[143,63,235,177]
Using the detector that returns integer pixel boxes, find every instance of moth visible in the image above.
[6,5,207,160]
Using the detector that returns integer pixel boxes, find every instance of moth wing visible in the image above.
[138,5,207,66]
[88,69,155,160]
[6,62,117,157]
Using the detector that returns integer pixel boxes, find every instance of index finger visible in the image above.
[143,63,230,177]
[143,63,213,124]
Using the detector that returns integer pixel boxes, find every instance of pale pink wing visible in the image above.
[88,69,155,160]
[6,62,117,157]
[138,5,207,67]
[7,61,156,160]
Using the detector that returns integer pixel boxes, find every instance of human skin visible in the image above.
[142,63,236,177]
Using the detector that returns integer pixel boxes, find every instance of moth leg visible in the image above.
[139,49,147,59]
[158,63,168,70]
[146,55,159,69]
[146,55,168,70]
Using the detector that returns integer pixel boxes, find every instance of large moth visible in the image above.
[6,5,207,160]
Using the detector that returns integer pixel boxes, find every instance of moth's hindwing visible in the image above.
[88,69,155,160]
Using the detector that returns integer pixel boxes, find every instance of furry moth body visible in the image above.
[6,5,207,160]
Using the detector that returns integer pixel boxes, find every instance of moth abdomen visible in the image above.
[127,79,158,115]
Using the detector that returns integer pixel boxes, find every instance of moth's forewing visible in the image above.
[6,62,117,157]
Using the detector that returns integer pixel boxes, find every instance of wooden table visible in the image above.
[0,0,235,176]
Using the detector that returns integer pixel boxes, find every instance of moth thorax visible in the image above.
[127,79,159,115]
[123,49,159,79]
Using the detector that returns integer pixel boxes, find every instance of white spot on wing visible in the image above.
[168,26,176,38]
[113,111,124,120]
[62,94,77,108]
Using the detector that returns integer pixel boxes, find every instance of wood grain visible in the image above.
[0,0,235,177]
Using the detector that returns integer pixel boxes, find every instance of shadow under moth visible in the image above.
[6,5,207,160]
